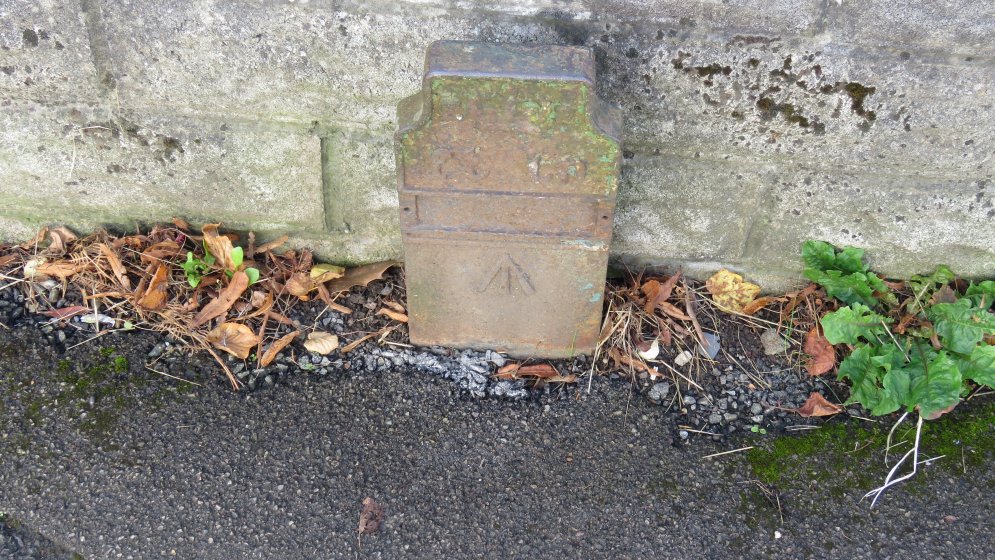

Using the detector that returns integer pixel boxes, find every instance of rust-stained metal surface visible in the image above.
[395,41,621,358]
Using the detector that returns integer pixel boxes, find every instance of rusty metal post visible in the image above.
[395,41,621,358]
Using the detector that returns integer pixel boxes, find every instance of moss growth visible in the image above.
[113,356,129,373]
[747,399,995,495]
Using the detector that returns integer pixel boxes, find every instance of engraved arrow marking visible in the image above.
[477,254,536,296]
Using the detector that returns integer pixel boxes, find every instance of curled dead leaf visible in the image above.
[795,392,842,417]
[259,330,301,367]
[740,296,779,316]
[45,226,77,256]
[32,259,80,280]
[137,263,169,310]
[706,269,761,313]
[98,243,132,291]
[341,330,382,353]
[202,223,238,272]
[255,235,289,254]
[803,325,836,376]
[382,301,406,314]
[325,260,401,294]
[641,272,681,315]
[376,308,408,323]
[303,331,339,355]
[192,270,249,327]
[659,301,691,321]
[140,241,184,264]
[493,363,560,380]
[207,322,261,359]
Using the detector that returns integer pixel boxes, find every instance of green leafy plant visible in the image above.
[803,240,995,505]
[182,243,259,288]
[750,424,767,435]
[181,250,215,288]
[802,240,995,420]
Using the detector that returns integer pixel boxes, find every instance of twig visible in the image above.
[881,320,911,362]
[144,364,203,386]
[678,426,720,436]
[655,358,704,391]
[701,446,754,460]
[684,286,708,349]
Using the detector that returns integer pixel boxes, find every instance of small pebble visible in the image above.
[674,351,693,367]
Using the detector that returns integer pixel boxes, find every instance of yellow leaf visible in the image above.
[207,322,260,359]
[303,331,339,355]
[310,263,346,283]
[705,269,761,313]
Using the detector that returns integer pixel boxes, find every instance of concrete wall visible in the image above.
[2,0,993,288]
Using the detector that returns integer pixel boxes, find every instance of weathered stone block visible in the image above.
[744,171,995,280]
[396,41,621,357]
[304,128,401,265]
[612,155,763,263]
[0,100,324,233]
[0,0,103,101]
[824,0,995,55]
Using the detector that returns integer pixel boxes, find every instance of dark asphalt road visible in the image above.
[1,327,993,559]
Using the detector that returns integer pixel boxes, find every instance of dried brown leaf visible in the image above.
[382,300,406,314]
[206,322,261,360]
[0,253,18,268]
[259,330,301,367]
[795,392,842,417]
[202,223,237,272]
[326,301,353,315]
[249,290,268,308]
[141,241,184,264]
[266,310,296,326]
[740,296,779,317]
[42,305,89,320]
[255,235,289,254]
[98,243,132,291]
[303,331,340,355]
[358,497,384,536]
[34,260,80,280]
[376,308,409,323]
[192,270,250,327]
[285,272,315,300]
[803,326,836,376]
[325,261,401,294]
[659,301,691,321]
[137,263,169,310]
[642,272,681,315]
[493,363,560,380]
[172,217,192,231]
[930,285,958,305]
[45,226,77,256]
[341,330,382,353]
[19,227,48,250]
